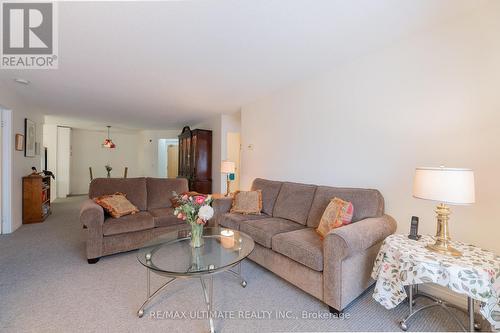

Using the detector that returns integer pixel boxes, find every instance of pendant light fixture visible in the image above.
[102,125,116,148]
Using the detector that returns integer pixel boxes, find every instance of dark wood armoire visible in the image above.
[178,126,212,194]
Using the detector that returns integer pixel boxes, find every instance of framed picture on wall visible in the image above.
[15,134,24,151]
[24,118,36,157]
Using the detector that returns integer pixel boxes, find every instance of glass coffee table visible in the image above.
[136,227,255,333]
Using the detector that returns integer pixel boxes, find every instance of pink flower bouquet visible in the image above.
[172,192,214,247]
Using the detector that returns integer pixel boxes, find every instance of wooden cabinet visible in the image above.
[23,175,51,224]
[178,126,212,194]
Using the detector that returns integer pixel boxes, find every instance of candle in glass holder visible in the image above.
[220,229,235,249]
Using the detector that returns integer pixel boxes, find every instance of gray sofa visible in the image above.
[213,178,397,313]
[80,177,190,263]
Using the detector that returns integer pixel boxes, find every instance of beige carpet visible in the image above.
[0,196,469,332]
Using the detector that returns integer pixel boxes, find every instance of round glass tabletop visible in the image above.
[137,227,255,277]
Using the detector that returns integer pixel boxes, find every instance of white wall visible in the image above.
[70,128,142,194]
[240,4,500,254]
[139,130,180,177]
[227,132,241,192]
[221,112,241,160]
[221,112,241,192]
[0,109,10,234]
[0,82,44,233]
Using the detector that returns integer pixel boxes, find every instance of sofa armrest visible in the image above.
[323,214,397,310]
[324,214,397,260]
[80,199,105,228]
[212,197,233,226]
[80,199,105,259]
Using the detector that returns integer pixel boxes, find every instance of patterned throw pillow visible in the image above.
[94,192,139,218]
[316,197,354,238]
[230,190,263,215]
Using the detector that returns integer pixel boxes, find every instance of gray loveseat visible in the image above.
[213,178,397,313]
[80,177,189,263]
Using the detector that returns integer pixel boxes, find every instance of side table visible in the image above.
[401,283,479,331]
[371,234,500,332]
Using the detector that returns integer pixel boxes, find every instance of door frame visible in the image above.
[1,108,13,234]
[56,126,71,198]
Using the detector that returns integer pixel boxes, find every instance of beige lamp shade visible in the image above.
[221,160,236,174]
[413,167,475,205]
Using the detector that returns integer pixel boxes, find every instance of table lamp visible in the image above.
[413,166,475,257]
[221,160,236,196]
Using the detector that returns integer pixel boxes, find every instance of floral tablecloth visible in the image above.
[371,234,500,330]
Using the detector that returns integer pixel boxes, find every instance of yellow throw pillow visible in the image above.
[230,190,263,215]
[316,197,354,238]
[94,192,139,218]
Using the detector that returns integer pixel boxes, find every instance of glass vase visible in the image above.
[190,222,204,248]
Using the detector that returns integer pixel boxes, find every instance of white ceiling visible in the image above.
[0,0,489,129]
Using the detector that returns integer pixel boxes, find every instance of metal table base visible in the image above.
[399,284,481,332]
[137,261,247,333]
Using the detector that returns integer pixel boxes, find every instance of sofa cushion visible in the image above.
[240,218,304,248]
[307,186,384,228]
[103,211,154,236]
[149,207,185,228]
[272,182,317,225]
[251,178,283,216]
[219,213,271,230]
[89,178,148,211]
[147,178,189,210]
[272,228,323,272]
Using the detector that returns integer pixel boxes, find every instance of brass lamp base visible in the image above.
[225,177,231,197]
[426,203,462,257]
[426,243,461,257]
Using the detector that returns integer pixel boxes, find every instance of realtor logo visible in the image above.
[1,1,58,69]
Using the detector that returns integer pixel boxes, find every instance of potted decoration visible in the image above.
[172,193,214,248]
[105,164,112,178]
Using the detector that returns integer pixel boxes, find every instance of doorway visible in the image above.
[157,139,179,178]
[167,144,179,178]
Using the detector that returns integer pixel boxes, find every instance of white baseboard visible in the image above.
[417,283,495,331]
[418,283,467,309]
